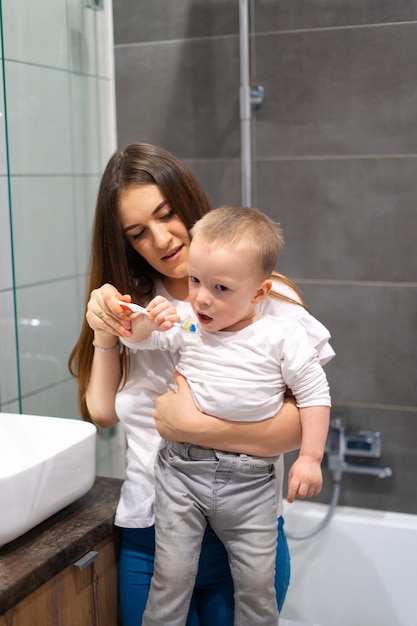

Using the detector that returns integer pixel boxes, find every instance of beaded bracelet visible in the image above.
[92,340,119,352]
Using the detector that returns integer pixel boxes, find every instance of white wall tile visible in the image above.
[0,64,6,176]
[98,78,117,170]
[10,176,77,286]
[96,0,115,79]
[0,400,20,413]
[0,291,19,406]
[73,174,100,276]
[5,62,72,175]
[20,379,81,420]
[0,180,13,290]
[96,423,126,479]
[1,0,69,69]
[1,0,116,417]
[66,0,97,75]
[16,279,80,397]
[70,73,100,175]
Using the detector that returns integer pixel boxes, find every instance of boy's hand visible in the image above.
[146,295,180,331]
[287,455,323,503]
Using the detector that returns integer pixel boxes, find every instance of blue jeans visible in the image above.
[119,520,290,626]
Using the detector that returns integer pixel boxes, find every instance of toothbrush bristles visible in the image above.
[177,320,197,333]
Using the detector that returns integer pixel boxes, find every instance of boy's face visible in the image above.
[187,238,271,333]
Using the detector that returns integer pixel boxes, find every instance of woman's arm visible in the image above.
[86,342,121,428]
[154,372,302,457]
[85,284,133,428]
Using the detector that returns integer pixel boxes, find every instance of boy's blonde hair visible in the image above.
[190,205,284,278]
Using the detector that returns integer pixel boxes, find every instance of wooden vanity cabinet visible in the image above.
[0,478,123,626]
[0,535,119,626]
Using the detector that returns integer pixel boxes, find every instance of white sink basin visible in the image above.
[0,413,96,548]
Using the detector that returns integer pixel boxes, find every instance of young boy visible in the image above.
[121,206,331,626]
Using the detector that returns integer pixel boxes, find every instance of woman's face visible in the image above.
[119,184,191,282]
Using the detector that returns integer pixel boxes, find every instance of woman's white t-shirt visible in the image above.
[114,280,335,528]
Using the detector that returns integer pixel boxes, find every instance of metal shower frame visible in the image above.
[239,0,264,207]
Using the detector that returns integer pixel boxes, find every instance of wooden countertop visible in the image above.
[0,476,122,614]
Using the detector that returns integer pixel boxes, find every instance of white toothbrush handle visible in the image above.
[118,301,148,315]
[118,301,197,333]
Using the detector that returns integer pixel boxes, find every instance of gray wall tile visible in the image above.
[257,158,417,282]
[115,36,240,157]
[297,283,417,408]
[187,158,241,207]
[285,407,417,514]
[255,24,417,156]
[113,1,417,515]
[113,0,239,45]
[255,0,417,32]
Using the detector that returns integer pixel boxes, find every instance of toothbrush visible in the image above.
[118,300,197,333]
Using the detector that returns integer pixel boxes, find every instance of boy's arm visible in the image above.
[128,314,156,343]
[287,405,330,503]
[127,295,180,344]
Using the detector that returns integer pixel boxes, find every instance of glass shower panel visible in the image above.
[0,4,20,413]
[0,0,116,417]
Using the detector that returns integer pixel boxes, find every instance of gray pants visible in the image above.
[142,442,280,626]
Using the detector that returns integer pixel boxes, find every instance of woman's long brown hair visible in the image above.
[68,143,212,420]
[270,271,310,313]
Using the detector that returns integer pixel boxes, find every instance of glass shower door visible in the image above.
[0,0,116,418]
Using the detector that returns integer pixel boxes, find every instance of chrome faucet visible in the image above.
[326,418,393,481]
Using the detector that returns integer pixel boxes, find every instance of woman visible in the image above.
[69,143,334,625]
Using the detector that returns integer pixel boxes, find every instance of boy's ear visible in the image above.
[252,278,273,304]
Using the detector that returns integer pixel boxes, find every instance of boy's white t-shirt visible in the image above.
[123,316,331,421]
[114,280,335,528]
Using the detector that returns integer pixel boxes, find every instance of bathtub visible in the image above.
[280,501,417,626]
